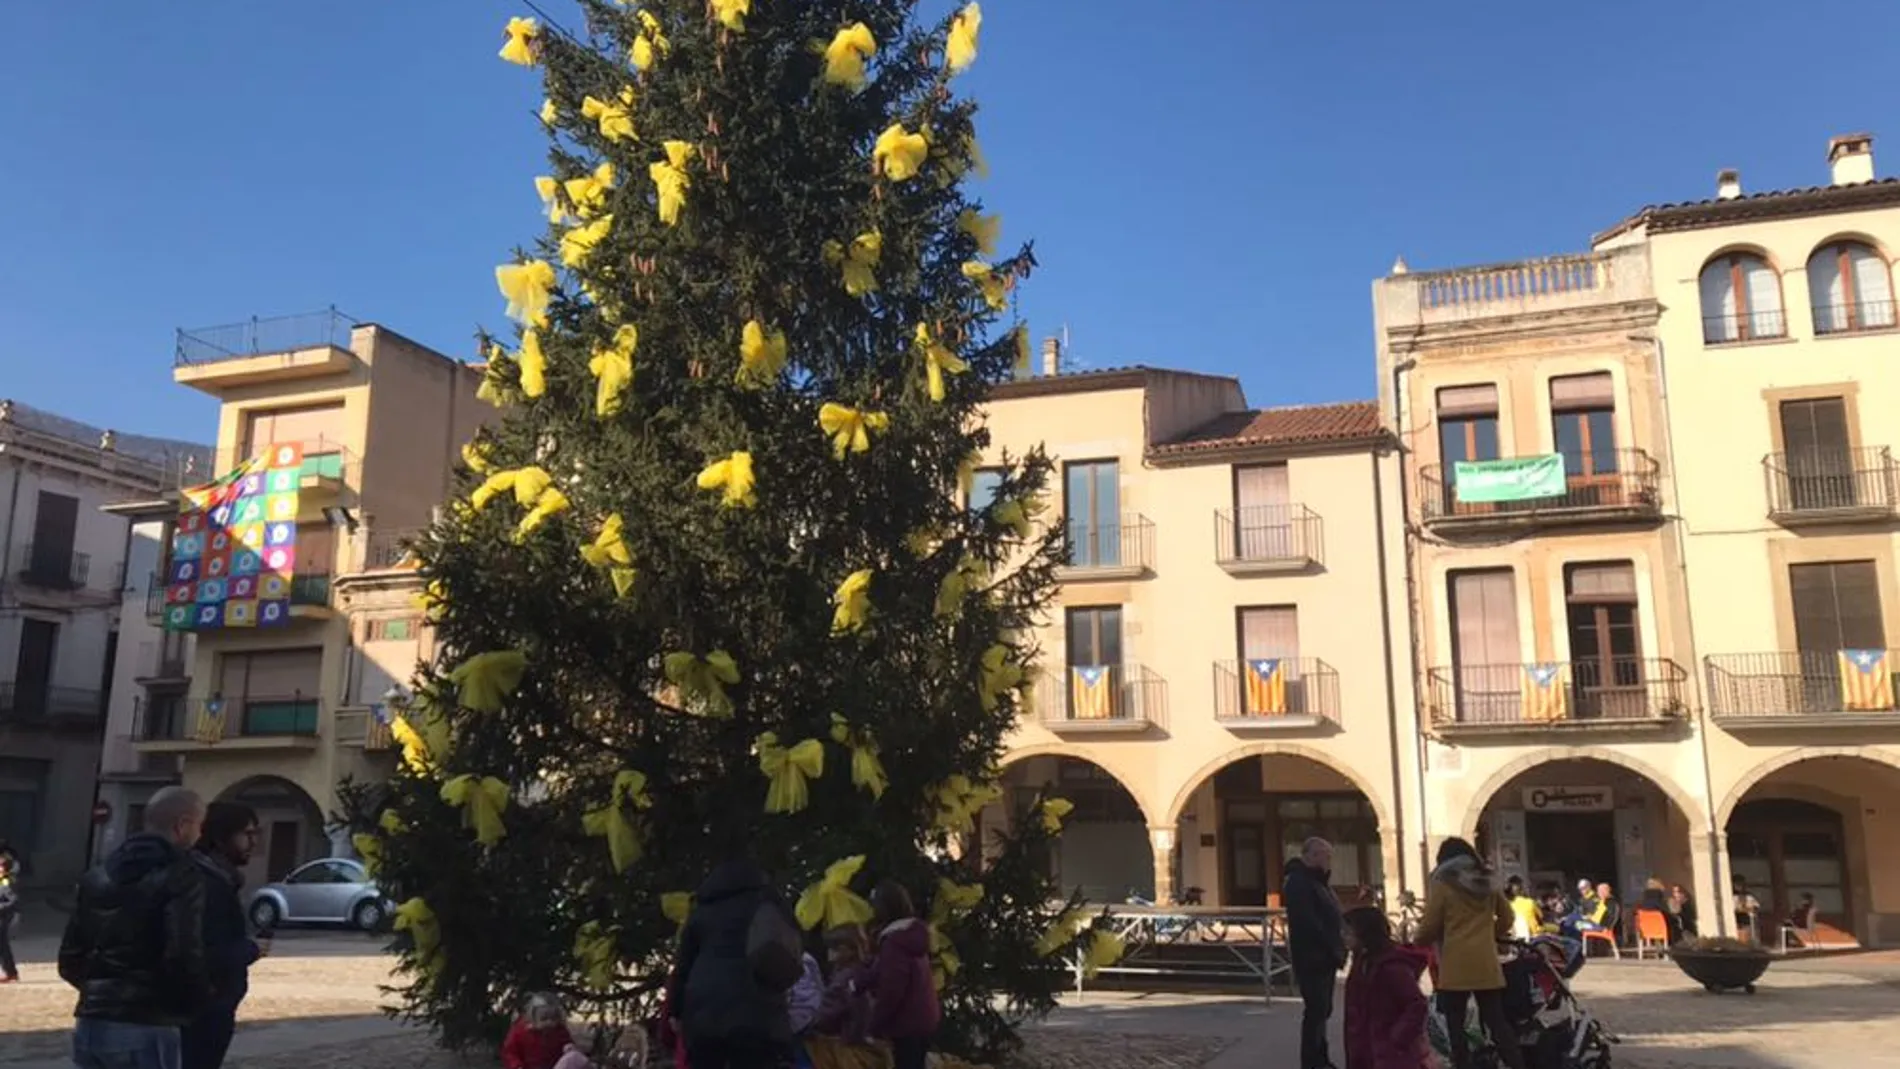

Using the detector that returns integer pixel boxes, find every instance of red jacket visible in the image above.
[1343,946,1432,1069]
[867,919,940,1040]
[501,1019,571,1069]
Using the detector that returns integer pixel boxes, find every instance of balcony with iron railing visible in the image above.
[361,528,429,571]
[1813,299,1899,337]
[133,694,322,750]
[334,705,400,752]
[1054,514,1156,581]
[16,543,90,590]
[174,307,360,393]
[144,572,168,622]
[1212,658,1340,730]
[1426,658,1688,733]
[1763,447,1897,524]
[0,683,106,728]
[1419,449,1662,532]
[1033,664,1167,733]
[177,437,359,499]
[1214,505,1323,574]
[1706,650,1900,727]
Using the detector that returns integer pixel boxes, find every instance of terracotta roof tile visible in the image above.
[1595,178,1900,243]
[1152,400,1384,456]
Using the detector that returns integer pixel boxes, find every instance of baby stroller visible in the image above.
[1430,935,1616,1069]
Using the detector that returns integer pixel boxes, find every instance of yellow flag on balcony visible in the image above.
[1838,649,1895,711]
[1521,663,1569,722]
[1070,666,1113,720]
[193,702,227,744]
[1245,658,1286,715]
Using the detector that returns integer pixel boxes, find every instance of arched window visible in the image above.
[1699,252,1786,344]
[1808,240,1896,334]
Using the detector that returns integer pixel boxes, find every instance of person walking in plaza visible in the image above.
[58,787,212,1069]
[0,840,21,984]
[183,803,267,1069]
[1284,837,1347,1069]
[1341,907,1431,1069]
[1413,838,1524,1069]
[866,881,940,1069]
[668,856,799,1069]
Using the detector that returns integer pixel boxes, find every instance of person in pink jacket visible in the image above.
[1342,907,1432,1069]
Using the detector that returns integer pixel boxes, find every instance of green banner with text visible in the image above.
[1452,454,1566,503]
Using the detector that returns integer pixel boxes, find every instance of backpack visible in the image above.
[746,900,802,992]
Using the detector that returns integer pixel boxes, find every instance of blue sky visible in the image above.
[4,0,1897,443]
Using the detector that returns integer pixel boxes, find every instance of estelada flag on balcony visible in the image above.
[1070,666,1113,720]
[1521,663,1569,722]
[1245,658,1287,715]
[164,444,302,632]
[194,701,227,745]
[364,703,395,751]
[1838,649,1895,711]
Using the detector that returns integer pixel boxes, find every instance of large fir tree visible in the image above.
[350,1,1121,1060]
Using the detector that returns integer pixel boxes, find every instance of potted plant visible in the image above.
[1671,936,1773,994]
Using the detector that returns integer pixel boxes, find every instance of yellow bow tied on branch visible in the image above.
[663,650,740,717]
[935,555,989,618]
[631,10,670,71]
[822,231,882,297]
[565,162,617,218]
[993,495,1039,539]
[914,323,969,403]
[961,260,1011,311]
[650,140,695,226]
[955,451,981,501]
[795,856,874,930]
[946,3,981,73]
[515,486,569,541]
[442,775,510,846]
[516,330,548,399]
[449,650,527,713]
[499,16,539,66]
[394,897,442,973]
[757,732,825,814]
[581,88,638,143]
[582,770,653,873]
[352,832,383,877]
[1012,323,1032,373]
[930,878,985,925]
[979,644,1024,711]
[1082,929,1126,979]
[540,98,557,126]
[831,569,874,633]
[477,352,517,408]
[710,0,749,32]
[933,775,1001,834]
[1039,797,1075,835]
[822,23,876,89]
[818,404,889,460]
[574,921,620,992]
[379,809,406,835]
[580,513,637,598]
[957,210,1001,257]
[874,123,928,182]
[930,925,959,992]
[697,452,757,508]
[391,697,454,774]
[736,320,788,387]
[496,260,556,327]
[469,465,547,512]
[1035,906,1085,957]
[461,440,491,474]
[828,714,887,799]
[589,325,638,418]
[661,891,694,931]
[535,175,573,225]
[560,216,614,269]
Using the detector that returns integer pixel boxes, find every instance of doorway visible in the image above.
[12,619,58,717]
[1524,811,1618,892]
[1728,798,1852,934]
[1223,804,1268,906]
[266,820,301,881]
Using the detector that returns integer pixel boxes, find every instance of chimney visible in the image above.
[99,430,117,451]
[1040,336,1061,377]
[1828,133,1875,186]
[1716,168,1743,200]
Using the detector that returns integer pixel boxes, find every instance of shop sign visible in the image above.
[1522,786,1613,812]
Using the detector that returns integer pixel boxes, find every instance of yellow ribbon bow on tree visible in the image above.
[710,0,749,31]
[449,650,528,712]
[1035,906,1084,957]
[663,650,740,717]
[650,141,695,226]
[935,555,989,618]
[496,260,556,327]
[534,176,573,225]
[1082,929,1126,979]
[756,732,825,814]
[581,88,638,143]
[574,921,620,991]
[961,260,1011,311]
[828,714,887,799]
[380,809,406,834]
[873,124,928,181]
[516,330,548,398]
[469,465,548,512]
[477,352,517,408]
[631,11,670,71]
[442,775,510,846]
[736,320,788,386]
[565,161,617,218]
[394,897,442,973]
[930,925,959,991]
[1039,797,1075,834]
[795,856,875,930]
[993,495,1038,539]
[499,16,540,66]
[946,3,981,73]
[391,696,454,773]
[831,569,874,633]
[933,775,1001,834]
[822,23,876,89]
[582,770,653,873]
[589,325,638,417]
[979,644,1024,711]
[515,487,570,542]
[930,878,985,925]
[697,452,757,508]
[957,209,1000,256]
[581,513,638,597]
[661,891,694,931]
[461,440,491,474]
[822,231,882,297]
[352,832,383,876]
[914,323,968,402]
[1013,323,1032,374]
[540,99,557,126]
[818,404,889,459]
[560,216,614,269]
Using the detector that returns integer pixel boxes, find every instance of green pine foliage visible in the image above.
[350,1,1115,1061]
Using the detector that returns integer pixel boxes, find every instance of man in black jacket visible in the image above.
[183,802,265,1069]
[1284,837,1345,1069]
[668,857,797,1069]
[59,787,212,1069]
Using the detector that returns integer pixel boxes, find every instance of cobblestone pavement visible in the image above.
[7,932,1900,1069]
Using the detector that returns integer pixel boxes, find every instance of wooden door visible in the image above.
[266,820,301,882]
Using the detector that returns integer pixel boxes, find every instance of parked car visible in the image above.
[247,858,390,931]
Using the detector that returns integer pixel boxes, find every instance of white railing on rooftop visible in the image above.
[1382,246,1652,327]
[1418,253,1610,309]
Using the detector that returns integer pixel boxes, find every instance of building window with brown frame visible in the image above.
[1448,568,1520,723]
[1435,385,1500,515]
[1789,560,1888,711]
[1550,373,1622,506]
[1698,252,1786,343]
[1777,397,1859,512]
[1807,240,1896,335]
[1563,562,1644,719]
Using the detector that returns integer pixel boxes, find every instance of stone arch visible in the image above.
[1458,745,1707,842]
[1163,741,1392,832]
[1717,746,1900,828]
[998,743,1157,827]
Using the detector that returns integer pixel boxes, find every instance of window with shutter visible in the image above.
[1063,460,1121,567]
[1699,254,1786,342]
[215,649,323,735]
[1790,561,1885,652]
[1808,242,1897,333]
[1779,398,1856,510]
[1550,374,1618,479]
[1233,464,1291,559]
[1564,562,1643,715]
[1450,569,1519,722]
[243,404,347,457]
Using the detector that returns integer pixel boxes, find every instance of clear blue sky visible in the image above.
[4,0,1897,442]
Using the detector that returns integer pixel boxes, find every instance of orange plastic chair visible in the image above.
[1633,908,1670,959]
[1581,924,1621,959]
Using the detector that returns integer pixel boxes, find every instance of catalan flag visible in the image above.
[1070,666,1114,720]
[364,703,395,751]
[1838,649,1895,711]
[1245,658,1287,715]
[194,702,227,745]
[1521,664,1568,722]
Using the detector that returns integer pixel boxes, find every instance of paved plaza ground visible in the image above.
[5,927,1900,1069]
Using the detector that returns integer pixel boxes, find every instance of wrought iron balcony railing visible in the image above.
[176,438,359,492]
[1763,446,1897,520]
[1812,299,1898,336]
[1214,505,1323,570]
[1706,650,1900,720]
[1419,449,1662,527]
[0,684,106,726]
[1212,658,1339,725]
[1703,308,1789,345]
[1034,664,1167,730]
[1427,658,1688,729]
[1058,514,1155,576]
[175,307,357,367]
[17,543,90,589]
[135,695,322,743]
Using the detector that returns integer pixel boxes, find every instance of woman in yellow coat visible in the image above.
[1413,838,1525,1069]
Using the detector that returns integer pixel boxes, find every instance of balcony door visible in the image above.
[1063,460,1121,567]
[1790,560,1886,711]
[242,403,346,474]
[1449,569,1519,723]
[1233,464,1291,560]
[1564,562,1643,718]
[11,620,58,719]
[1436,385,1500,514]
[1780,398,1856,511]
[1238,606,1302,714]
[1551,373,1620,506]
[217,648,323,735]
[27,492,80,585]
[1065,607,1122,720]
